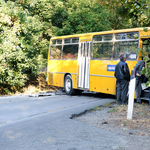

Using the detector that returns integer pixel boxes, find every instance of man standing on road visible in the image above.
[134,60,145,103]
[114,54,130,105]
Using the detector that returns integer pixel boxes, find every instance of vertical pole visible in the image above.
[127,78,136,120]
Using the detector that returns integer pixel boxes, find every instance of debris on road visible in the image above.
[29,89,66,97]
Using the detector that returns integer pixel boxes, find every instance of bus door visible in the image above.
[78,41,91,89]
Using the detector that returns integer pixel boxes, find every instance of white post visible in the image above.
[127,78,136,120]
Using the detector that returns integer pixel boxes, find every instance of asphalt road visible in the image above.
[0,92,133,150]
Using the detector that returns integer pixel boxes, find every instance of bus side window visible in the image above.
[63,38,79,59]
[92,34,113,60]
[50,39,62,59]
[113,32,139,60]
[113,41,138,60]
[50,45,62,59]
[63,45,78,59]
[92,42,113,60]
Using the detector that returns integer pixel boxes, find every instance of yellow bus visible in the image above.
[47,27,150,95]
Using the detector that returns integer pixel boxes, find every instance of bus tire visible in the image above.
[64,75,76,95]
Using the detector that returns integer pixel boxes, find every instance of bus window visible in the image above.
[72,38,79,43]
[50,39,62,59]
[103,34,113,41]
[64,37,79,44]
[93,35,102,42]
[63,38,79,59]
[115,32,139,40]
[63,45,78,59]
[113,41,138,60]
[113,32,139,60]
[64,38,71,44]
[52,40,56,44]
[93,34,113,42]
[50,45,62,59]
[92,42,113,59]
[126,32,139,39]
[56,39,62,44]
[92,34,113,59]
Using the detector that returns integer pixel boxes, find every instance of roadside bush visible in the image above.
[0,0,48,94]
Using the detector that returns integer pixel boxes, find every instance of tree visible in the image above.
[0,0,116,94]
[140,37,150,86]
[0,0,43,93]
[30,0,114,36]
[98,0,150,29]
[98,0,130,29]
[124,0,150,27]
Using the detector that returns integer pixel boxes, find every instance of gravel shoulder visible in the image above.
[75,102,150,149]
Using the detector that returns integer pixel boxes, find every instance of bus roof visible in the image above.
[51,27,150,40]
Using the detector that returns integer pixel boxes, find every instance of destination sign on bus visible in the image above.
[107,65,116,71]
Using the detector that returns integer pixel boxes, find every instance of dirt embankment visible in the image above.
[0,73,58,95]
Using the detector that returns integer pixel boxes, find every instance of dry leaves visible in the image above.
[106,103,150,136]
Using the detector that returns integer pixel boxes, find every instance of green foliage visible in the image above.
[0,0,115,94]
[141,48,150,86]
[99,0,150,28]
[93,106,102,111]
[124,0,150,27]
[0,0,46,93]
[1,0,149,94]
[98,0,130,29]
[31,0,113,36]
[140,30,150,86]
[59,0,113,35]
[108,107,118,113]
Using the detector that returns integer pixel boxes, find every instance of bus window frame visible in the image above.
[91,32,140,60]
[50,39,63,60]
[92,34,114,60]
[62,37,79,60]
[115,32,139,41]
[113,32,139,60]
[113,40,139,60]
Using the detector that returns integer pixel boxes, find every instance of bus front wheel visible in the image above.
[64,75,76,95]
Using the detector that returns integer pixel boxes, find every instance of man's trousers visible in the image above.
[135,79,143,103]
[117,80,129,105]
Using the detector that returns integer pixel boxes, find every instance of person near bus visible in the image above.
[134,60,145,104]
[114,54,130,105]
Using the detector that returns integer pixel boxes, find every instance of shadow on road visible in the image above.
[80,92,116,99]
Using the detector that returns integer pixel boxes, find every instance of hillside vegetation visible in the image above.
[0,0,149,94]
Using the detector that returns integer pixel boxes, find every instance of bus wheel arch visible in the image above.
[64,74,76,95]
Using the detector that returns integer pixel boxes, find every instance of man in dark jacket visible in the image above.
[134,60,145,103]
[115,54,130,105]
